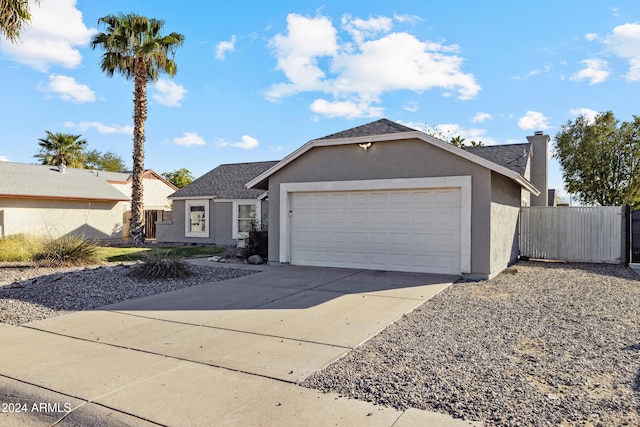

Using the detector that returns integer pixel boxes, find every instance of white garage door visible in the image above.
[290,188,461,274]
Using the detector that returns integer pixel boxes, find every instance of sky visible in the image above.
[2,1,640,202]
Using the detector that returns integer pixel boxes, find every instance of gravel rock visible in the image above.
[302,262,640,427]
[0,263,258,326]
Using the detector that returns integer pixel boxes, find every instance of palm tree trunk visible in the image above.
[130,58,148,245]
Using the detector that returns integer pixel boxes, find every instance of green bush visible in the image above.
[0,235,43,262]
[35,235,102,267]
[128,249,193,280]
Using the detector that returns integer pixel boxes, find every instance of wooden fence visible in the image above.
[519,206,625,263]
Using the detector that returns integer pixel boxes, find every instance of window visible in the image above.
[185,200,209,237]
[232,201,260,239]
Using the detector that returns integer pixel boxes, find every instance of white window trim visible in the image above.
[279,176,472,274]
[217,199,261,240]
[185,199,210,238]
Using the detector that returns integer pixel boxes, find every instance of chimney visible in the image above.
[58,164,67,174]
[526,132,549,206]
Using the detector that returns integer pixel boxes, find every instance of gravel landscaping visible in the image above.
[0,263,258,325]
[303,262,640,427]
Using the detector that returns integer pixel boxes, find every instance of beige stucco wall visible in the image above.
[110,177,174,211]
[0,198,125,240]
[266,138,496,276]
[489,172,522,277]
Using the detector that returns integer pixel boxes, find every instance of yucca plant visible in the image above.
[35,235,102,267]
[128,249,192,280]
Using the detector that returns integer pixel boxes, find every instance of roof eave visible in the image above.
[246,130,541,193]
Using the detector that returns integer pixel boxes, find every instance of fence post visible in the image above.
[623,204,630,265]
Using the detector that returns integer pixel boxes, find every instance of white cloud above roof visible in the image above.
[266,13,480,119]
[173,132,206,147]
[38,74,95,103]
[604,23,640,81]
[216,35,236,60]
[64,121,133,135]
[216,135,259,150]
[518,111,550,130]
[152,79,187,107]
[472,112,492,123]
[571,59,610,84]
[0,0,95,71]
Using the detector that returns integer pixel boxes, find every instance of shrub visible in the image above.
[36,235,102,267]
[0,235,43,262]
[128,249,193,280]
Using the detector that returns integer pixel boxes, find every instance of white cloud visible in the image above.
[585,33,598,41]
[403,101,419,112]
[518,111,550,130]
[216,135,259,150]
[38,74,95,103]
[569,108,599,123]
[215,35,236,60]
[152,79,187,107]
[393,14,422,24]
[571,59,610,84]
[472,112,492,123]
[0,155,10,162]
[64,121,133,135]
[172,132,206,147]
[604,23,640,81]
[310,98,384,119]
[341,15,393,45]
[0,0,95,71]
[267,14,337,99]
[266,13,480,119]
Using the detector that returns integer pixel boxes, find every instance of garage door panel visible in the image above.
[290,188,462,275]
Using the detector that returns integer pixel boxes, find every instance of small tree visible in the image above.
[84,149,127,171]
[162,168,194,189]
[554,111,640,208]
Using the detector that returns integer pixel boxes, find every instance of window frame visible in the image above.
[184,199,210,238]
[229,200,260,239]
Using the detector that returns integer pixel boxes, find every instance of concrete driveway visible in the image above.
[0,263,478,426]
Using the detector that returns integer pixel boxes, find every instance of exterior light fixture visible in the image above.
[358,142,372,151]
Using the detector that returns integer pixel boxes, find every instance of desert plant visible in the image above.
[35,235,102,267]
[128,249,193,280]
[0,234,44,262]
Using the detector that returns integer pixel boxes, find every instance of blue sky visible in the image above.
[2,1,640,202]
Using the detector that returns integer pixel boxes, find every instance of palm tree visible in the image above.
[34,131,87,168]
[450,135,466,148]
[0,0,40,42]
[469,140,484,147]
[91,13,184,245]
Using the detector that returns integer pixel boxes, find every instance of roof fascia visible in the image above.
[246,130,540,194]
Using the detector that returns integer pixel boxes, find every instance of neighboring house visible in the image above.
[156,161,279,246]
[246,118,549,280]
[100,170,178,239]
[0,163,177,241]
[99,170,178,211]
[0,162,129,240]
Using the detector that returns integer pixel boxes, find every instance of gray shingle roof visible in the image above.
[463,143,531,175]
[0,162,130,201]
[315,118,416,140]
[171,161,279,199]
